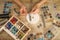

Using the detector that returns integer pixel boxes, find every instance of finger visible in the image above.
[31,9,39,14]
[33,9,39,13]
[24,8,28,13]
[20,8,27,16]
[32,7,36,12]
[20,8,23,13]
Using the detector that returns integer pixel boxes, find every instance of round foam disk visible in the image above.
[26,13,40,24]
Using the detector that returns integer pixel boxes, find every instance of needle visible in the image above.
[41,14,46,27]
[29,14,31,21]
[28,0,33,21]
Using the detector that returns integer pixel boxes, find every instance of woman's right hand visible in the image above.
[20,5,28,16]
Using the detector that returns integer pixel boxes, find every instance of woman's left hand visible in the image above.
[30,5,40,13]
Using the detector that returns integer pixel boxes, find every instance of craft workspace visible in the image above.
[0,0,60,40]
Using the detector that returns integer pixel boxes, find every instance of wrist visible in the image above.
[35,4,40,9]
[20,5,25,7]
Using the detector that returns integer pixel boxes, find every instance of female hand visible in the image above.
[30,5,40,14]
[30,0,47,14]
[20,5,28,15]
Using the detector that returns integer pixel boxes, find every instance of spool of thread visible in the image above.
[3,7,11,14]
[0,19,8,26]
[0,14,9,16]
[3,1,12,14]
[4,2,12,7]
[0,14,10,18]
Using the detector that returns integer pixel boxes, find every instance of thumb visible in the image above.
[20,8,23,13]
